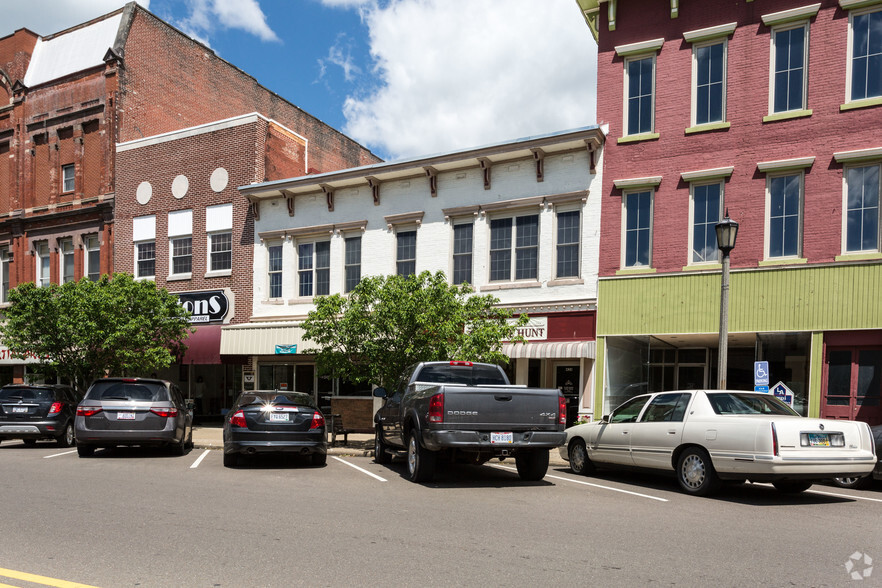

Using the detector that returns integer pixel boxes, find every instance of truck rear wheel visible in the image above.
[515,450,549,481]
[407,431,436,483]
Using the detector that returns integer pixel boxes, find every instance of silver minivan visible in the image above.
[75,378,193,457]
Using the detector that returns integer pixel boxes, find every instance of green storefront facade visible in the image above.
[594,262,882,426]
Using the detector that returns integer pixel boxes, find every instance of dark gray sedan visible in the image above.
[0,384,80,447]
[223,390,327,467]
[75,378,193,457]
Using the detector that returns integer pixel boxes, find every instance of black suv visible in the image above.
[0,384,80,447]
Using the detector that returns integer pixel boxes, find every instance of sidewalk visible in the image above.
[192,426,569,467]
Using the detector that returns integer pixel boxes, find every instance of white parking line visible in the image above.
[332,456,387,482]
[190,449,210,469]
[43,450,77,459]
[490,464,669,502]
[751,483,882,503]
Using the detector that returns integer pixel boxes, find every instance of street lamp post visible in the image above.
[715,212,739,390]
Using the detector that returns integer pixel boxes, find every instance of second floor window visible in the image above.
[490,214,538,281]
[298,241,330,297]
[694,41,725,125]
[626,56,655,135]
[62,164,75,193]
[137,242,155,278]
[60,239,75,283]
[624,191,652,268]
[396,230,416,277]
[210,232,232,272]
[771,24,808,113]
[84,235,100,281]
[452,223,473,285]
[556,210,580,278]
[171,237,192,275]
[345,236,362,293]
[845,164,880,253]
[692,183,722,264]
[849,8,882,102]
[0,247,9,302]
[36,242,50,287]
[768,174,802,258]
[268,244,283,299]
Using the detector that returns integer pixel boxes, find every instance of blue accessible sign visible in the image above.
[754,361,770,386]
[754,385,770,393]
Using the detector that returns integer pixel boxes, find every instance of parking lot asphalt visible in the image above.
[192,426,571,467]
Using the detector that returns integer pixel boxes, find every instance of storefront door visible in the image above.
[555,365,580,426]
[823,347,882,425]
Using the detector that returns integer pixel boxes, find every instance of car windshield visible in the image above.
[0,387,53,401]
[707,392,800,416]
[85,381,168,402]
[415,364,507,386]
[236,391,316,408]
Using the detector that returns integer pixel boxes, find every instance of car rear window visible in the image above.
[415,364,508,386]
[236,392,316,408]
[707,392,800,416]
[0,387,54,401]
[85,381,168,402]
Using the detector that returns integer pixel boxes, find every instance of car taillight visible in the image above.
[77,406,103,417]
[150,407,178,418]
[428,393,444,423]
[48,402,63,415]
[310,412,325,430]
[230,410,247,428]
[449,361,473,366]
[559,395,567,426]
[771,422,779,456]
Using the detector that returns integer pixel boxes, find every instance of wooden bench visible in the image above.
[330,414,351,447]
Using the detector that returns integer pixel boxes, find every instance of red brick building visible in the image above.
[578,0,882,423]
[0,3,379,388]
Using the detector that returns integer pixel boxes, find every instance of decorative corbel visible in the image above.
[608,0,617,31]
[246,196,260,221]
[531,148,546,183]
[320,184,334,212]
[671,0,679,18]
[423,166,438,198]
[282,190,295,216]
[365,176,380,205]
[477,157,492,190]
[584,138,600,174]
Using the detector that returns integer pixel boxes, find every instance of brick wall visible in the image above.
[596,0,882,276]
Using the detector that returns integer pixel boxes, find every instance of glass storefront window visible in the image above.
[757,332,810,416]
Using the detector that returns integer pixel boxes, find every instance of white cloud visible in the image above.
[178,0,279,44]
[1,0,145,37]
[339,0,597,160]
[318,33,362,83]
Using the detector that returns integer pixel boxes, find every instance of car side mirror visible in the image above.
[373,387,387,399]
[601,415,610,423]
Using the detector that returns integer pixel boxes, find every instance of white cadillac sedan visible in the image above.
[559,390,877,496]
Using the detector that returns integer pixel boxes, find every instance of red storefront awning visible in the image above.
[181,324,222,365]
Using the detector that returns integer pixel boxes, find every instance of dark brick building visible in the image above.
[0,2,380,391]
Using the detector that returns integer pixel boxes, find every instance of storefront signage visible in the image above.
[754,361,770,386]
[772,381,794,407]
[508,316,548,341]
[177,290,229,323]
[275,344,298,354]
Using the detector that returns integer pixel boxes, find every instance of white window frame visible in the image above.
[343,234,362,294]
[61,164,75,193]
[768,21,811,115]
[553,205,581,279]
[687,181,724,265]
[168,209,193,279]
[0,246,10,303]
[691,38,728,127]
[395,227,418,277]
[59,238,75,284]
[764,172,805,260]
[623,53,657,136]
[296,238,331,298]
[84,234,100,281]
[841,161,882,254]
[206,203,233,276]
[35,241,50,287]
[135,241,156,279]
[620,189,655,269]
[133,215,156,280]
[845,5,882,104]
[208,231,232,273]
[266,240,284,300]
[488,212,540,283]
[451,220,474,286]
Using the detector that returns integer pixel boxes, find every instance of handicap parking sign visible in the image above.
[754,361,770,386]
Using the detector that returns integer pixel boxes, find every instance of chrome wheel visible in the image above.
[681,454,706,490]
[676,447,721,496]
[407,435,417,475]
[568,440,592,475]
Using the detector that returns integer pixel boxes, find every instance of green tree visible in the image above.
[301,271,527,388]
[0,273,192,394]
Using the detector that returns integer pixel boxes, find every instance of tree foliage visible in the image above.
[0,273,192,394]
[301,271,527,388]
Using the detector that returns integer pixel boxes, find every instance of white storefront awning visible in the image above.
[502,341,596,360]
[220,322,307,356]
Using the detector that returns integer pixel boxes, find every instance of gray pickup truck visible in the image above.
[373,361,567,482]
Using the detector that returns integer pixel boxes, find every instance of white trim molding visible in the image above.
[757,156,816,172]
[613,176,663,190]
[680,166,735,182]
[761,3,821,26]
[614,38,665,57]
[833,147,882,163]
[683,22,737,43]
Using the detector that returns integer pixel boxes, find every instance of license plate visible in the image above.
[269,413,289,422]
[490,432,513,444]
[12,407,27,413]
[808,433,830,447]
[117,412,136,420]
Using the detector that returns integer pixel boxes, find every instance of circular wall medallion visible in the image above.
[172,175,189,199]
[210,167,229,192]
[136,181,152,205]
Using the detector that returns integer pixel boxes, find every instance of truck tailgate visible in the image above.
[439,386,562,429]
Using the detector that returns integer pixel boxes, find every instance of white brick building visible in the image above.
[223,126,605,423]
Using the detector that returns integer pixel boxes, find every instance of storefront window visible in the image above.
[258,364,294,391]
[757,332,810,416]
[604,337,649,415]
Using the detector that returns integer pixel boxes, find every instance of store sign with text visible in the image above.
[176,290,229,323]
[507,317,548,341]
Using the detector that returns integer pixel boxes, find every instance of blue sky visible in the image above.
[3,0,598,162]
